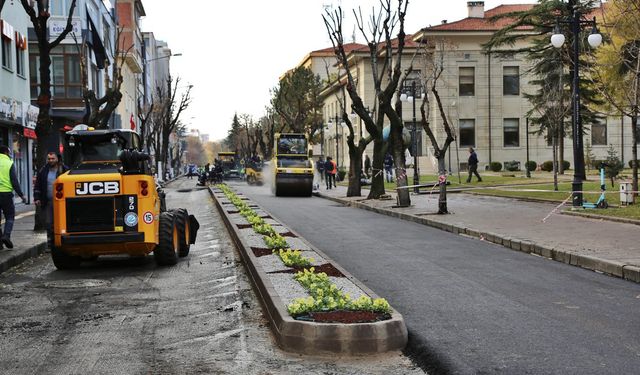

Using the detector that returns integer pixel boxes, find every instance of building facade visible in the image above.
[28,0,117,155]
[114,0,145,130]
[1,1,36,201]
[313,1,634,175]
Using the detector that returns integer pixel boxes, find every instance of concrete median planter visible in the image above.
[209,186,408,355]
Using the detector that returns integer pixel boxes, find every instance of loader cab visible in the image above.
[63,127,148,175]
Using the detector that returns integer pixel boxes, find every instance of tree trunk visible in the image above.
[391,125,410,206]
[631,114,638,202]
[33,41,53,231]
[437,156,448,214]
[346,145,362,197]
[367,138,386,199]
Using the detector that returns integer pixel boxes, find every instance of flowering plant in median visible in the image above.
[264,233,288,249]
[287,268,391,316]
[217,184,392,320]
[275,249,314,267]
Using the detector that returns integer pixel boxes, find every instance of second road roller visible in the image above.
[271,133,314,197]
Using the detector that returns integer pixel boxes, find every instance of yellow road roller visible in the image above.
[271,133,314,196]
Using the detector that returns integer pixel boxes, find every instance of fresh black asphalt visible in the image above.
[232,181,640,375]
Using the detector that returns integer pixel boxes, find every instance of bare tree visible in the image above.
[160,77,192,175]
[20,0,76,168]
[323,1,409,200]
[414,39,456,214]
[18,0,76,230]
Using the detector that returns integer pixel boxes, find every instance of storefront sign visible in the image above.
[23,103,38,129]
[0,97,20,123]
[48,18,82,39]
[23,128,36,139]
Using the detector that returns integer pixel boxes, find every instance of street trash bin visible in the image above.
[620,181,634,205]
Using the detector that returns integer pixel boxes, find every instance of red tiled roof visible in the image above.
[311,43,367,55]
[424,4,535,32]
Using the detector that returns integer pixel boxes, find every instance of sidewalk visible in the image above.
[0,203,47,274]
[315,185,640,283]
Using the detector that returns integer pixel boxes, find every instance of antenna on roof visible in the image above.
[352,25,356,43]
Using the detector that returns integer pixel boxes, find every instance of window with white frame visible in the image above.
[459,67,475,96]
[503,118,520,147]
[1,36,12,70]
[503,66,520,96]
[591,119,607,145]
[459,119,475,147]
[15,42,25,76]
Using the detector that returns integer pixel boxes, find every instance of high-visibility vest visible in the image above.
[0,154,13,193]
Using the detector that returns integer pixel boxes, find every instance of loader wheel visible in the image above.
[172,208,191,257]
[154,212,179,266]
[51,246,82,270]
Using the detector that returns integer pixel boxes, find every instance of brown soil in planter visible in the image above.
[268,263,344,277]
[251,247,274,257]
[280,231,297,238]
[227,210,240,214]
[260,215,272,219]
[296,311,391,324]
[236,224,253,229]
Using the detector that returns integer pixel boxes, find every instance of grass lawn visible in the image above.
[337,168,640,220]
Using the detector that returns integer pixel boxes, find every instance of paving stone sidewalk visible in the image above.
[0,203,48,274]
[315,185,640,283]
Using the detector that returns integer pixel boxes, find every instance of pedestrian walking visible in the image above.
[34,151,69,249]
[364,154,371,179]
[384,153,394,183]
[316,157,325,182]
[0,146,27,249]
[324,156,336,189]
[466,147,482,183]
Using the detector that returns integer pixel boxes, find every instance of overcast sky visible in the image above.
[140,0,535,141]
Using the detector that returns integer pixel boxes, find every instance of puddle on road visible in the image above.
[44,279,110,289]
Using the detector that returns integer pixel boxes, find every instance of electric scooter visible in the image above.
[582,165,608,209]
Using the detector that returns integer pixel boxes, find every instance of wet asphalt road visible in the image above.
[230,179,640,375]
[0,178,422,375]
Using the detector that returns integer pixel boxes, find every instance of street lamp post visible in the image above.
[551,0,602,207]
[327,115,344,169]
[401,81,420,193]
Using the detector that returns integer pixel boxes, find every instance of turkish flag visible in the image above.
[130,114,135,130]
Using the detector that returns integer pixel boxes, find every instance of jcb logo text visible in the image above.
[75,181,120,195]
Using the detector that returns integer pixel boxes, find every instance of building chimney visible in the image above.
[467,1,485,18]
[441,20,447,24]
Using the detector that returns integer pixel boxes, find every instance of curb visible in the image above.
[561,210,640,226]
[315,192,639,284]
[209,187,408,355]
[0,240,48,275]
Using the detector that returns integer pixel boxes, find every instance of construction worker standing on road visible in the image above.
[0,145,26,250]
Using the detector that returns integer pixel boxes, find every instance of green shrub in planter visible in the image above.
[503,160,521,171]
[562,160,571,170]
[525,161,537,172]
[541,161,553,172]
[489,162,502,172]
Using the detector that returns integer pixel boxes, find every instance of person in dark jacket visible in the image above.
[324,156,336,189]
[34,151,69,249]
[383,153,394,183]
[316,157,325,182]
[466,147,482,183]
[0,146,26,249]
[364,154,372,179]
